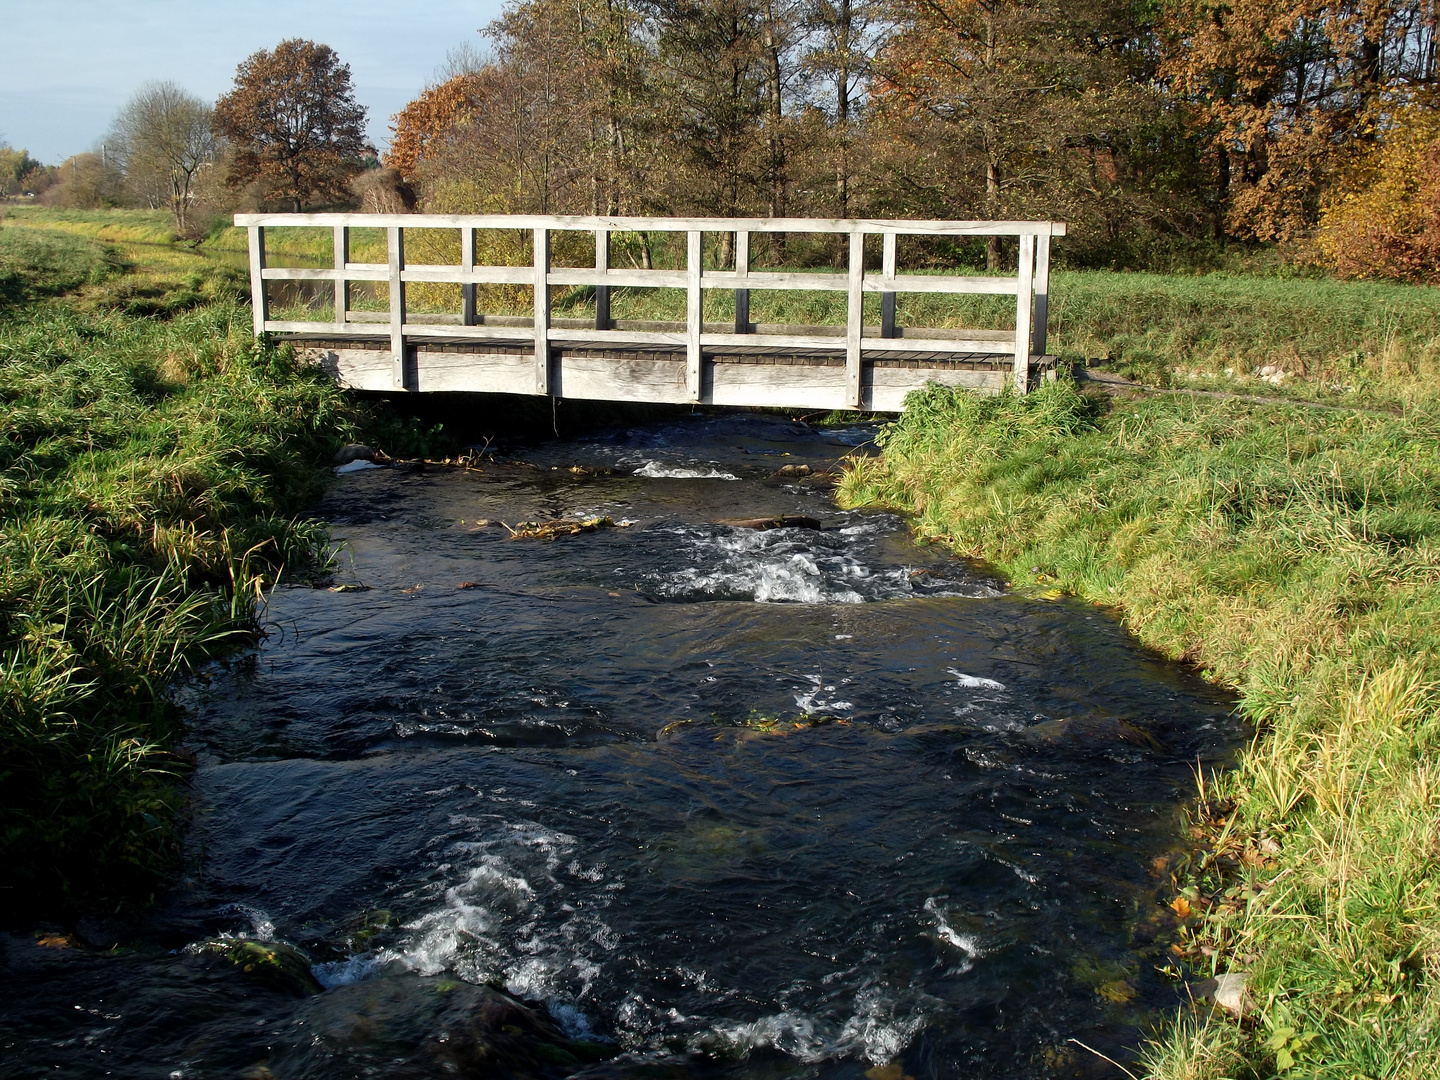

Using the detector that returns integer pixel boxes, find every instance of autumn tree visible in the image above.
[213,39,371,211]
[1160,0,1440,241]
[1319,104,1440,281]
[109,82,217,232]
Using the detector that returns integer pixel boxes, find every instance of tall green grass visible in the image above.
[0,220,425,912]
[839,381,1440,1079]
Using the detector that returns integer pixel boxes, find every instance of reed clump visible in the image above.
[0,221,408,913]
[839,379,1440,1078]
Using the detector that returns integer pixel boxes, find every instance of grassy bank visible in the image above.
[839,381,1440,1078]
[0,217,426,914]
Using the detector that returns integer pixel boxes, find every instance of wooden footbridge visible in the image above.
[237,214,1064,411]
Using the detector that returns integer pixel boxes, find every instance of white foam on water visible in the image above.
[948,669,1007,691]
[793,673,855,714]
[633,461,739,480]
[924,897,985,975]
[310,819,614,1039]
[648,524,1001,605]
[215,903,275,942]
[693,987,931,1067]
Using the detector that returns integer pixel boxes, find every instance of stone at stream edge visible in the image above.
[1189,971,1253,1020]
[333,444,387,466]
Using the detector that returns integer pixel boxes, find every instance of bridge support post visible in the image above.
[1032,229,1051,357]
[388,226,407,389]
[533,228,551,395]
[846,230,864,408]
[734,230,750,334]
[247,226,267,337]
[880,232,897,339]
[1013,233,1034,394]
[594,230,609,330]
[686,230,703,401]
[461,227,476,326]
[333,226,349,328]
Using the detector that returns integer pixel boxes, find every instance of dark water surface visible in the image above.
[2,413,1238,1079]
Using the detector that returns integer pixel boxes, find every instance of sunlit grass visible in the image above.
[839,380,1440,1078]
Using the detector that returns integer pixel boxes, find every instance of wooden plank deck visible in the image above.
[239,213,1065,411]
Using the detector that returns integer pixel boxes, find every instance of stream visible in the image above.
[1,411,1239,1079]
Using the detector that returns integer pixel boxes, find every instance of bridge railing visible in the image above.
[234,214,1065,404]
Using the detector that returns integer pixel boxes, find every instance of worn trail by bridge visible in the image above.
[238,214,1065,411]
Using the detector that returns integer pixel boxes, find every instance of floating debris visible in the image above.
[714,515,821,531]
[502,516,628,541]
[327,584,370,593]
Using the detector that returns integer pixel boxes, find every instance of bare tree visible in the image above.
[110,82,217,232]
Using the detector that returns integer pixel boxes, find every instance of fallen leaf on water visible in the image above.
[864,1065,914,1080]
[401,585,425,594]
[328,584,370,593]
[36,934,72,949]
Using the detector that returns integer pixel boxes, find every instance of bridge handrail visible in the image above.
[236,213,1064,404]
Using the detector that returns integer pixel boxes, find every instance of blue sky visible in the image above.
[0,0,506,164]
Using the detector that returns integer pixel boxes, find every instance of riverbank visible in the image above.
[838,380,1440,1077]
[0,219,439,914]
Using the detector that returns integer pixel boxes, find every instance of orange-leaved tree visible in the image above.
[1318,106,1440,282]
[213,39,371,211]
[385,73,487,181]
[1159,0,1438,242]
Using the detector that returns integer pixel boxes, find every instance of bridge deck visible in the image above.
[239,213,1065,412]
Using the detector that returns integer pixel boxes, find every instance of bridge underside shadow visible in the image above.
[293,335,1057,413]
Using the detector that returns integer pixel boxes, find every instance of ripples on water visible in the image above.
[1,413,1239,1078]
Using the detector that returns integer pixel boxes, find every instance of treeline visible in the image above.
[8,41,379,239]
[389,0,1439,277]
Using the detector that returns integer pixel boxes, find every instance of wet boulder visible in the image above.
[198,938,322,996]
[277,975,615,1078]
[334,444,388,466]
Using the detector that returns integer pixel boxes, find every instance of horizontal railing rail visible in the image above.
[236,213,1065,405]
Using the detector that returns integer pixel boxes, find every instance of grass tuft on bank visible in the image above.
[0,219,423,914]
[839,380,1440,1078]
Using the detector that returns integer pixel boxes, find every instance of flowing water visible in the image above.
[2,412,1239,1079]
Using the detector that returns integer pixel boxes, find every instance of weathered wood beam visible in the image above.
[237,212,1068,237]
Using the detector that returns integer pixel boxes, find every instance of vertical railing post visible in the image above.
[686,230,703,401]
[247,225,268,337]
[461,226,477,326]
[533,228,551,395]
[1013,232,1035,394]
[594,229,609,330]
[1032,227,1051,357]
[388,225,406,389]
[880,232,897,339]
[846,229,864,409]
[734,230,750,334]
[333,225,348,328]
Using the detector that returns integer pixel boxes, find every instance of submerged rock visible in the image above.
[714,515,822,531]
[198,938,322,996]
[1021,716,1166,753]
[275,975,614,1077]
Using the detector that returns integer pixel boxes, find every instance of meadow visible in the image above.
[5,205,1439,1078]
